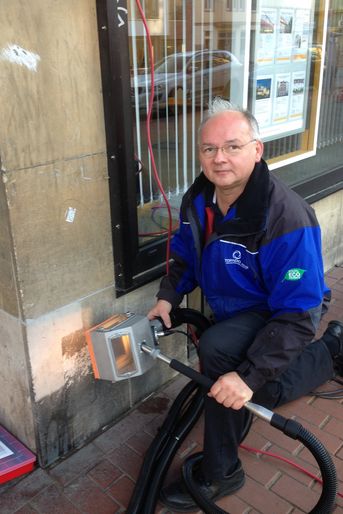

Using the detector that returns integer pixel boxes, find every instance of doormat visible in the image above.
[0,425,36,484]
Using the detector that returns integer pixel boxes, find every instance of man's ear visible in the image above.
[255,140,264,162]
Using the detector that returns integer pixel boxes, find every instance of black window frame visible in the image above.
[96,0,168,296]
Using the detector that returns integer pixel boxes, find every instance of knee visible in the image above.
[198,325,237,377]
[198,325,220,364]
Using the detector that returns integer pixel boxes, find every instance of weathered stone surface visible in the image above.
[0,309,36,450]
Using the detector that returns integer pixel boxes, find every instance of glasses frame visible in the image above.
[200,139,257,158]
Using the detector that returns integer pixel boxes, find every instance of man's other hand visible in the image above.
[147,299,173,329]
[208,371,253,410]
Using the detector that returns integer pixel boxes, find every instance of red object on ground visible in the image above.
[0,425,36,484]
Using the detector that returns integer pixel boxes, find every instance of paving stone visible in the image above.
[216,491,253,513]
[277,398,329,427]
[29,484,81,514]
[240,449,281,487]
[0,469,53,514]
[94,408,162,453]
[87,459,123,489]
[262,443,320,487]
[13,506,39,514]
[106,444,143,480]
[249,420,303,454]
[63,475,119,513]
[323,416,343,440]
[107,475,135,508]
[271,473,324,512]
[311,398,343,421]
[236,475,291,513]
[48,443,105,487]
[125,430,154,456]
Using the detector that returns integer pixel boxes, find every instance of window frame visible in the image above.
[97,0,168,295]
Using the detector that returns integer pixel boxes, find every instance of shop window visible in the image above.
[96,0,342,294]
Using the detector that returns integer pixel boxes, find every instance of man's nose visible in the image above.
[213,147,227,163]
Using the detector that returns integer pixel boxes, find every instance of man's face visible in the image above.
[199,111,264,192]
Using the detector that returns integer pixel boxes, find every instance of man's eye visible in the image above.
[204,147,215,153]
[227,145,239,151]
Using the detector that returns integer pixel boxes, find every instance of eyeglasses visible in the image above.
[200,139,256,158]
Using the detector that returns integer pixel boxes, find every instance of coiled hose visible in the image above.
[127,308,338,514]
[183,421,337,514]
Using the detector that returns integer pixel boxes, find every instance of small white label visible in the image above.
[65,207,76,223]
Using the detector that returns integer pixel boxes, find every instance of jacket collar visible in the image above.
[188,159,270,236]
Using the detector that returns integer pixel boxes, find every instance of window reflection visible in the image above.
[127,0,343,244]
[128,0,246,244]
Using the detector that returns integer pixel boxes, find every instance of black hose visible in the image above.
[169,307,212,339]
[299,427,337,514]
[183,452,228,514]
[271,414,338,514]
[126,380,199,514]
[142,385,205,514]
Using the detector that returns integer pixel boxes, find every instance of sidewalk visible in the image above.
[1,265,343,514]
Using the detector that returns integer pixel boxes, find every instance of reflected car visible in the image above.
[131,50,242,112]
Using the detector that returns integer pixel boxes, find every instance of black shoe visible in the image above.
[159,459,245,512]
[327,320,343,375]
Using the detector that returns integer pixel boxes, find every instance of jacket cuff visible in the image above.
[157,288,184,309]
[236,361,268,392]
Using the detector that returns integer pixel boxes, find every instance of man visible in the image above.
[147,98,343,511]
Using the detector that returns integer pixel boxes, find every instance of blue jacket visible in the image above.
[157,159,330,391]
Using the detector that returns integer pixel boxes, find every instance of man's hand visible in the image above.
[208,371,253,410]
[147,299,173,329]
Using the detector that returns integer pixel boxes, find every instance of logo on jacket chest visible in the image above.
[224,250,249,270]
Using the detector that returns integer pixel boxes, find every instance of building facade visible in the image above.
[0,0,342,466]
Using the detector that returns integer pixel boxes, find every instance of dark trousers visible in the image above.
[198,312,334,480]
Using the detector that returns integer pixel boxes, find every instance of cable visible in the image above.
[135,0,173,274]
[310,380,343,399]
[138,205,179,238]
[240,444,343,499]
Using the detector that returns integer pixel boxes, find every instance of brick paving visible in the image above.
[1,265,343,514]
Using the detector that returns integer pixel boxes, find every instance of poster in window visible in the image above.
[293,9,311,61]
[290,71,306,118]
[251,1,315,140]
[257,8,277,65]
[272,73,291,123]
[276,9,294,64]
[255,76,273,127]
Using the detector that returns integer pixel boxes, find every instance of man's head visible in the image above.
[198,98,264,195]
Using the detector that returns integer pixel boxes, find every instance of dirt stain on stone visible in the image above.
[137,396,170,414]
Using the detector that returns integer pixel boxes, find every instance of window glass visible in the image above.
[128,0,246,246]
[280,0,343,185]
[127,0,341,252]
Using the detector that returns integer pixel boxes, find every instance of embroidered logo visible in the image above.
[282,268,306,281]
[225,250,248,270]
